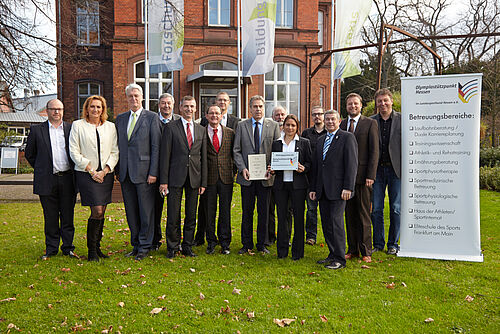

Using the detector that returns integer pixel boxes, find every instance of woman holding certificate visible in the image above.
[69,95,119,261]
[269,114,312,260]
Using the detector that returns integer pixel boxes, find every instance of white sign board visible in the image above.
[399,73,483,262]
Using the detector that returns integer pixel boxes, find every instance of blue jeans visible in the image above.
[371,166,401,250]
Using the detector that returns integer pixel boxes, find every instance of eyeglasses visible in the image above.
[47,108,64,112]
[312,113,324,117]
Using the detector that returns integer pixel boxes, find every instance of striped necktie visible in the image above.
[323,133,334,160]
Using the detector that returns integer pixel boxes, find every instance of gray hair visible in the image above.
[249,95,265,106]
[324,109,340,120]
[125,83,143,96]
[159,92,174,104]
[272,105,288,116]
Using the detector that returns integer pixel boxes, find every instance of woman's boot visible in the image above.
[96,219,109,259]
[87,218,100,262]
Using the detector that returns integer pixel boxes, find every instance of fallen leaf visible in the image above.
[189,268,196,273]
[195,310,204,316]
[227,279,233,285]
[401,282,407,287]
[7,323,19,330]
[224,299,229,303]
[279,285,290,289]
[220,305,231,313]
[273,318,295,327]
[97,279,103,284]
[61,268,71,272]
[158,295,166,300]
[301,319,306,325]
[389,275,395,279]
[28,284,34,289]
[424,317,434,323]
[48,304,53,309]
[247,295,253,300]
[320,315,328,322]
[140,274,145,278]
[232,288,241,295]
[121,285,127,288]
[319,243,324,247]
[0,297,16,302]
[199,293,205,300]
[465,295,474,302]
[117,302,124,307]
[247,311,255,319]
[150,307,163,315]
[307,272,316,275]
[221,265,226,268]
[361,265,370,269]
[386,282,396,289]
[173,324,180,329]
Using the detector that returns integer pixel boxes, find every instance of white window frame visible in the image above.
[208,0,231,26]
[276,0,293,29]
[134,61,173,111]
[77,82,101,117]
[264,63,301,119]
[7,127,26,136]
[76,0,100,46]
[318,10,324,51]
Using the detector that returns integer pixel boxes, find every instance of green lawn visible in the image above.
[0,189,498,333]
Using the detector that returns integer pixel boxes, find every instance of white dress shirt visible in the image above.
[279,133,299,182]
[221,113,228,127]
[127,108,143,133]
[181,117,195,142]
[348,114,361,132]
[207,124,222,145]
[159,112,174,124]
[49,122,71,173]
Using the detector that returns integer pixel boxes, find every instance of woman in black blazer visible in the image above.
[269,114,312,260]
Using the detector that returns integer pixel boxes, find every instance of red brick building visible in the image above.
[56,0,335,130]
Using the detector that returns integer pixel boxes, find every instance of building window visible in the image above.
[77,82,101,117]
[319,85,325,108]
[7,127,26,136]
[76,0,99,46]
[265,63,300,118]
[134,61,173,112]
[209,0,230,26]
[276,0,293,28]
[318,11,324,51]
[199,61,237,71]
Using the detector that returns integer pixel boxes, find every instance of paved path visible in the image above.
[0,173,38,202]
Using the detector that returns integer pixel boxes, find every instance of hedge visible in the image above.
[480,147,500,167]
[480,166,500,191]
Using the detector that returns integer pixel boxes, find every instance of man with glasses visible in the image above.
[301,106,327,245]
[25,99,78,260]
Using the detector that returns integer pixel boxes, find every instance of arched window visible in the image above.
[134,61,172,112]
[264,63,300,118]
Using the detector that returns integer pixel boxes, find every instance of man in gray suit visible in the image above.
[233,95,280,254]
[115,83,161,261]
[159,96,207,259]
[370,88,401,255]
[152,93,180,251]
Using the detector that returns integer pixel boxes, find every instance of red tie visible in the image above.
[186,123,193,149]
[212,128,220,152]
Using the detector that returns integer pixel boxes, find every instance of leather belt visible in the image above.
[53,170,71,176]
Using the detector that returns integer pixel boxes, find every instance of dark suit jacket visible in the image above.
[271,137,312,190]
[370,111,401,178]
[233,118,281,187]
[340,115,379,184]
[310,129,358,201]
[206,125,235,185]
[115,109,161,183]
[159,118,207,188]
[201,114,240,131]
[25,121,74,196]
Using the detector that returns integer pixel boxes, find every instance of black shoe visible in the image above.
[324,262,346,270]
[124,250,138,258]
[317,258,333,264]
[166,250,176,259]
[63,251,80,259]
[41,253,56,260]
[182,249,197,257]
[96,249,109,259]
[238,247,249,255]
[88,253,100,262]
[221,248,230,255]
[134,252,148,261]
[258,247,270,255]
[206,246,215,254]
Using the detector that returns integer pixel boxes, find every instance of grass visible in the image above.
[0,188,498,333]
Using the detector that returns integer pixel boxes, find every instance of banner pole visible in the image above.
[145,0,150,109]
[330,0,335,110]
[237,0,242,118]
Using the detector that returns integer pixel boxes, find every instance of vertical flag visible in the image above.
[241,0,277,76]
[333,0,371,79]
[148,0,184,73]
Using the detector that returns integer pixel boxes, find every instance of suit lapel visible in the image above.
[41,121,53,162]
[245,120,255,151]
[63,121,71,157]
[176,119,190,149]
[324,131,340,160]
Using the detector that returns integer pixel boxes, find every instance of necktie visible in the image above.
[349,119,355,133]
[186,122,193,149]
[323,133,333,160]
[212,128,220,152]
[128,112,137,140]
[254,121,260,154]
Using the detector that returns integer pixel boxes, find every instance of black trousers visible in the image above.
[121,175,156,253]
[153,184,165,247]
[268,191,292,244]
[240,182,271,250]
[39,172,76,255]
[274,183,306,259]
[194,193,207,244]
[319,197,347,266]
[166,175,199,252]
[205,180,233,249]
[345,183,373,256]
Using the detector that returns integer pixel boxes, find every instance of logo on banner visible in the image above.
[458,79,479,103]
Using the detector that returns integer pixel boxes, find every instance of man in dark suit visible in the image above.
[115,83,161,261]
[233,95,280,254]
[160,96,207,258]
[370,88,401,255]
[152,93,180,251]
[203,105,235,255]
[25,99,77,260]
[309,110,358,270]
[340,93,379,263]
[195,91,240,246]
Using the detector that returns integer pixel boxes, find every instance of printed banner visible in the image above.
[148,0,184,73]
[333,0,372,79]
[399,73,483,262]
[242,0,277,76]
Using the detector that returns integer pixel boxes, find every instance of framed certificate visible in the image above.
[271,152,299,171]
[248,154,267,180]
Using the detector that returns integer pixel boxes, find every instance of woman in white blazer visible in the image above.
[69,95,119,261]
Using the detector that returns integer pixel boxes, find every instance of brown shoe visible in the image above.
[362,256,372,263]
[345,253,358,260]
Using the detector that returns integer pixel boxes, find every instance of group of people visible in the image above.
[25,84,402,270]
